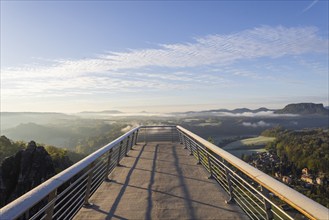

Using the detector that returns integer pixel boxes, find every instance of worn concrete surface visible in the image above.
[74,142,248,220]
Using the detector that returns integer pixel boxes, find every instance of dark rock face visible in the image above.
[275,103,329,115]
[0,141,55,208]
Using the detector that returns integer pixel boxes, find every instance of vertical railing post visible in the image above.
[24,211,29,219]
[178,131,183,144]
[125,136,130,156]
[188,138,193,155]
[105,149,113,181]
[45,189,57,220]
[144,128,147,144]
[84,162,95,207]
[135,130,139,144]
[261,186,274,220]
[224,164,234,204]
[207,153,214,179]
[182,135,187,149]
[130,132,135,149]
[171,127,174,143]
[196,143,201,165]
[117,141,123,166]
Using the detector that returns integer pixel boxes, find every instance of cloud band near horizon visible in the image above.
[1,25,328,105]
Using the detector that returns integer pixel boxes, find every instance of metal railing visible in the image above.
[137,125,179,143]
[1,125,328,220]
[177,126,329,220]
[0,127,139,220]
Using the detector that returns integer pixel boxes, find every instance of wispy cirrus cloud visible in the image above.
[302,0,319,13]
[100,26,327,70]
[1,25,328,99]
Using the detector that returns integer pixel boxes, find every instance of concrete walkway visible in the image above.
[74,142,247,220]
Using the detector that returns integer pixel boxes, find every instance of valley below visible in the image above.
[1,103,328,208]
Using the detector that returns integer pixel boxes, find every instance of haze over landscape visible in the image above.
[1,1,328,113]
[1,1,329,218]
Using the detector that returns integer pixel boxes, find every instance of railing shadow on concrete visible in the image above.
[106,143,147,218]
[0,125,328,220]
[172,144,197,219]
[145,144,158,220]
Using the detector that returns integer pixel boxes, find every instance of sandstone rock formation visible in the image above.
[0,141,55,207]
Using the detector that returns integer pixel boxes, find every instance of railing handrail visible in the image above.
[0,126,141,219]
[177,125,329,220]
[139,125,176,128]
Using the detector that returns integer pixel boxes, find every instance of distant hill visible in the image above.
[231,107,271,114]
[178,103,329,116]
[2,112,65,115]
[80,110,122,114]
[2,123,74,147]
[206,107,271,114]
[0,112,78,131]
[178,107,272,115]
[274,103,329,115]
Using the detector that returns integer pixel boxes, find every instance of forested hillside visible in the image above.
[0,136,84,166]
[0,136,25,163]
[2,120,128,152]
[260,127,329,207]
[74,123,126,154]
[0,127,125,208]
[262,127,329,175]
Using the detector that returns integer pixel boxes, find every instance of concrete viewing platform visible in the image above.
[74,142,247,220]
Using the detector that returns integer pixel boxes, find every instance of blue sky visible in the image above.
[1,1,328,113]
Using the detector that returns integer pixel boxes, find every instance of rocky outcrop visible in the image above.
[0,141,55,207]
[274,103,329,115]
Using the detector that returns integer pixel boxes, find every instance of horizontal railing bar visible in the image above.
[107,163,117,174]
[54,187,86,217]
[30,199,51,220]
[231,181,266,215]
[235,199,254,220]
[271,209,288,220]
[229,174,264,205]
[55,172,89,202]
[212,175,229,192]
[92,162,106,177]
[91,167,107,187]
[233,189,265,219]
[94,157,106,168]
[53,185,86,218]
[66,198,85,220]
[70,202,85,220]
[55,192,85,219]
[139,125,177,128]
[54,178,88,209]
[92,163,107,179]
[233,194,262,220]
[90,174,106,195]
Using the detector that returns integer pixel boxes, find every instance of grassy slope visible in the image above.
[223,136,275,150]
